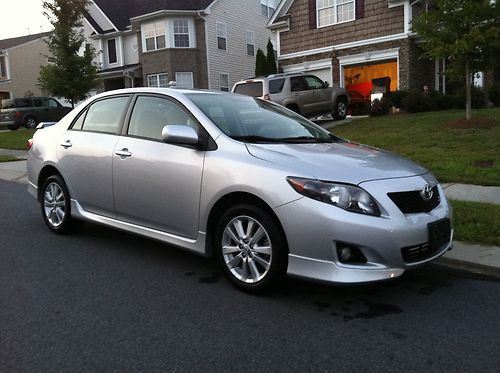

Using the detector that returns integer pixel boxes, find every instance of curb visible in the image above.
[435,257,500,279]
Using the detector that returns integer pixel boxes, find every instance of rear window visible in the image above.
[269,78,285,94]
[233,81,263,97]
[2,98,32,109]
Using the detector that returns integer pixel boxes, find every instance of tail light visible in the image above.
[263,94,271,101]
[26,138,33,150]
[15,111,21,118]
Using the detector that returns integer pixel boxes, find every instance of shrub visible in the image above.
[453,86,488,109]
[428,91,461,110]
[488,84,500,107]
[389,90,408,108]
[401,89,435,113]
[370,97,391,116]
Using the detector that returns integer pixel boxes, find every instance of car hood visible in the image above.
[245,140,428,184]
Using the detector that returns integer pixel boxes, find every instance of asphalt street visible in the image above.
[1,180,499,372]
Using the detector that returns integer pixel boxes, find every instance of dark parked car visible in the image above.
[0,97,72,130]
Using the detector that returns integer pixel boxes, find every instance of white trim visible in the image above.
[279,32,408,60]
[316,0,356,29]
[337,48,400,89]
[388,0,406,8]
[268,0,294,26]
[91,0,118,31]
[0,53,10,81]
[83,17,99,35]
[404,1,411,34]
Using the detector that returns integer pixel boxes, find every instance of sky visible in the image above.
[0,0,53,40]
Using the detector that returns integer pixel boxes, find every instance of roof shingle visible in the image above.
[0,32,52,50]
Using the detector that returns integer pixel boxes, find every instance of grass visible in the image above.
[0,128,36,150]
[0,155,18,162]
[450,200,500,246]
[332,108,500,186]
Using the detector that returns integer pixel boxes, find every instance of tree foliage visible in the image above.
[266,39,277,75]
[255,48,267,76]
[39,0,98,107]
[411,0,500,119]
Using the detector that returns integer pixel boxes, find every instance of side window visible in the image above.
[33,98,43,107]
[71,109,87,130]
[80,96,129,134]
[47,99,59,107]
[290,77,307,92]
[304,76,325,89]
[269,78,285,94]
[128,96,195,141]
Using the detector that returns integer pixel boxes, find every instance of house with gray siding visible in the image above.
[0,32,52,105]
[82,0,276,92]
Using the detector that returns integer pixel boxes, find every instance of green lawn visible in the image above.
[0,129,36,150]
[450,200,500,246]
[332,108,500,186]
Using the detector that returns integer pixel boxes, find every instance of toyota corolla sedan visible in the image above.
[27,88,453,292]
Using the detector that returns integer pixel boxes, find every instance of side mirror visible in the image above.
[161,125,199,146]
[323,81,330,88]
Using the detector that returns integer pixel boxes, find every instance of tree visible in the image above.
[255,48,267,76]
[266,39,277,75]
[39,0,98,107]
[411,0,500,119]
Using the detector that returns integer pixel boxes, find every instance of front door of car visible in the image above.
[289,76,314,115]
[112,95,204,239]
[56,95,131,217]
[303,75,332,115]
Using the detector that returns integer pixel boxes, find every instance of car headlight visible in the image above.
[287,177,381,216]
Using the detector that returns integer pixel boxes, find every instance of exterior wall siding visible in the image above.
[0,39,50,98]
[280,0,405,55]
[206,0,275,90]
[138,17,208,89]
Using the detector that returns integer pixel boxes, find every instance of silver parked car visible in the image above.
[27,88,453,292]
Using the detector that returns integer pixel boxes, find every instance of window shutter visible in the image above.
[356,0,365,19]
[309,0,317,29]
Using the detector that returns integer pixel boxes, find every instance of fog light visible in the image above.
[336,243,367,264]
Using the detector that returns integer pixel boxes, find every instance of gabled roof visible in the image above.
[93,0,215,31]
[0,31,52,51]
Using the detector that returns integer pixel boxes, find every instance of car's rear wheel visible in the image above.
[40,175,81,234]
[215,204,287,292]
[24,116,37,129]
[333,98,347,120]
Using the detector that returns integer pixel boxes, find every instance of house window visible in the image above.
[0,56,7,79]
[107,39,117,64]
[175,72,194,89]
[261,0,276,18]
[147,73,168,87]
[317,0,355,27]
[220,74,229,92]
[144,21,166,51]
[216,22,227,50]
[246,31,255,56]
[173,19,190,48]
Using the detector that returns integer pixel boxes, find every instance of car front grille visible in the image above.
[401,243,438,263]
[388,186,440,214]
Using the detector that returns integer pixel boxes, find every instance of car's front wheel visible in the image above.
[215,204,287,293]
[40,175,81,234]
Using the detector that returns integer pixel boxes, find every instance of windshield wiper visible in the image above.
[279,136,336,143]
[231,135,282,143]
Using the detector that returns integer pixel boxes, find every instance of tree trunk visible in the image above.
[465,55,471,120]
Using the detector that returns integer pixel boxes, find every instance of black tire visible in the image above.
[333,98,348,120]
[24,116,38,129]
[215,204,287,293]
[40,175,82,234]
[7,124,19,131]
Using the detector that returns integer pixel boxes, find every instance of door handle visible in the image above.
[115,148,132,157]
[60,140,72,148]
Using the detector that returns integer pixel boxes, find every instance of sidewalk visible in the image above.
[0,148,499,277]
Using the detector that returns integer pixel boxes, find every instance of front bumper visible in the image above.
[274,175,453,284]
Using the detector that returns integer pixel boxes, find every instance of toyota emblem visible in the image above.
[420,184,433,201]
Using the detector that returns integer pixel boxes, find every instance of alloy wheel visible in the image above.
[221,215,272,283]
[43,182,66,227]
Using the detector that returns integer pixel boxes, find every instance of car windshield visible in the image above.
[187,93,337,143]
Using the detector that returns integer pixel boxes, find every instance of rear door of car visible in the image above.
[112,94,204,239]
[56,95,131,217]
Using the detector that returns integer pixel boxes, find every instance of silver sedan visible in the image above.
[27,88,453,292]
